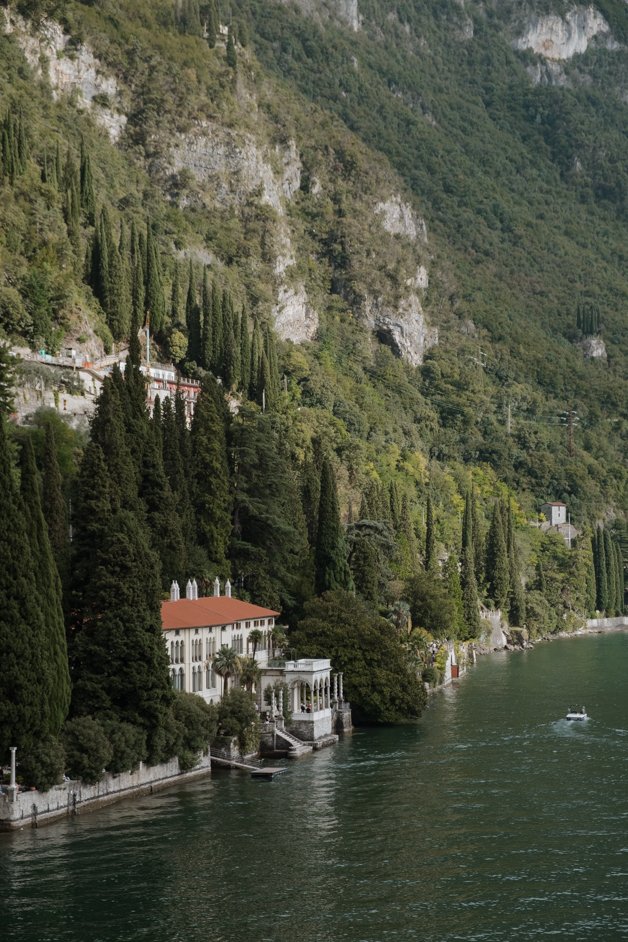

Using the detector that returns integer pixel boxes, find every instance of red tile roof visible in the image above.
[162,596,279,631]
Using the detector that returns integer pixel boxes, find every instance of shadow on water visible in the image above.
[3,632,628,942]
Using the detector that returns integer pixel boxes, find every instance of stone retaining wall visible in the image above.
[0,753,211,831]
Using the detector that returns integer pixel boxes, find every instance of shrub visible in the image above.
[214,688,260,755]
[18,735,65,791]
[172,691,217,759]
[100,719,147,774]
[63,716,112,784]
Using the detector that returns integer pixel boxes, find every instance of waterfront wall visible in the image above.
[586,617,628,630]
[0,753,211,831]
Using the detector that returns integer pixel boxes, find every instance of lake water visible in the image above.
[2,631,628,942]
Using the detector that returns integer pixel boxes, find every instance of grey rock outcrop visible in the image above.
[2,12,126,142]
[580,336,607,360]
[514,7,612,61]
[363,293,437,367]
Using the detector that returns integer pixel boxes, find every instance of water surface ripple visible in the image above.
[2,632,628,941]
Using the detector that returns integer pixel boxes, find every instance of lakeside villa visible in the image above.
[162,578,351,754]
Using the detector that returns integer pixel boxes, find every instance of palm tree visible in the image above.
[269,626,287,660]
[248,628,263,656]
[213,645,240,695]
[238,656,261,694]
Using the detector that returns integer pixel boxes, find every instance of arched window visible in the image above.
[179,667,185,692]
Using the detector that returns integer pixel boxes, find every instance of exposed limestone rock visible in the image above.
[580,336,607,360]
[170,123,301,212]
[2,12,126,142]
[375,196,428,242]
[514,7,612,61]
[363,293,437,366]
[277,0,361,31]
[406,266,429,291]
[273,284,318,343]
[525,60,568,87]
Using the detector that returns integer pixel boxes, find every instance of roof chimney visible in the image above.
[213,577,220,597]
[170,580,180,602]
[192,578,198,600]
[225,579,232,598]
[186,579,194,600]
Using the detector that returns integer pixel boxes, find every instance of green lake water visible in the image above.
[2,631,628,942]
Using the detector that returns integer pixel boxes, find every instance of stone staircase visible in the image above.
[274,727,313,757]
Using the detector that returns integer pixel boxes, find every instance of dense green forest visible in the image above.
[0,0,626,781]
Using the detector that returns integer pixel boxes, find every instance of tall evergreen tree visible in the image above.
[0,342,16,415]
[506,502,525,626]
[239,308,251,394]
[41,422,69,578]
[226,26,237,68]
[314,455,353,595]
[604,528,617,615]
[443,553,464,638]
[145,222,166,336]
[70,506,175,762]
[461,490,481,637]
[231,409,310,611]
[0,417,50,759]
[595,526,608,612]
[200,270,213,370]
[424,494,436,572]
[79,141,96,225]
[190,378,232,571]
[485,500,509,610]
[19,439,70,737]
[185,260,202,364]
[211,282,224,373]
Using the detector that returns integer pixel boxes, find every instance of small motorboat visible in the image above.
[566,706,588,721]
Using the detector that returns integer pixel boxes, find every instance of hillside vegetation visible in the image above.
[0,0,626,620]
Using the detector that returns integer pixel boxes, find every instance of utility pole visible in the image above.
[560,409,579,457]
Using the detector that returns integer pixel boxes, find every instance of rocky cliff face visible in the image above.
[514,6,613,61]
[1,11,126,142]
[277,0,361,31]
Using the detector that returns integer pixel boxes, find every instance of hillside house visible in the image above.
[541,502,567,526]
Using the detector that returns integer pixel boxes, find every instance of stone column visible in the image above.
[339,673,344,702]
[333,673,338,703]
[10,747,16,787]
[278,687,284,717]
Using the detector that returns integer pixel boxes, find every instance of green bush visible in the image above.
[421,666,441,688]
[214,688,260,755]
[172,691,217,759]
[63,716,112,784]
[18,735,65,791]
[100,719,147,774]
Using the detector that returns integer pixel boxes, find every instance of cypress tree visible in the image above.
[264,324,280,407]
[614,541,625,614]
[0,417,50,759]
[145,222,166,336]
[205,0,219,47]
[190,378,232,570]
[19,439,71,737]
[185,260,202,364]
[350,533,379,606]
[161,395,195,558]
[171,260,183,326]
[79,141,96,225]
[425,494,436,572]
[506,502,525,626]
[239,309,251,393]
[139,427,187,589]
[595,526,608,612]
[461,490,481,637]
[211,282,224,372]
[70,506,174,763]
[471,485,484,589]
[223,294,237,388]
[200,271,213,370]
[107,242,132,341]
[230,409,310,611]
[131,222,145,328]
[314,455,353,595]
[41,422,69,578]
[302,450,322,548]
[89,374,138,511]
[485,500,509,610]
[443,553,465,638]
[604,529,617,615]
[226,26,237,69]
